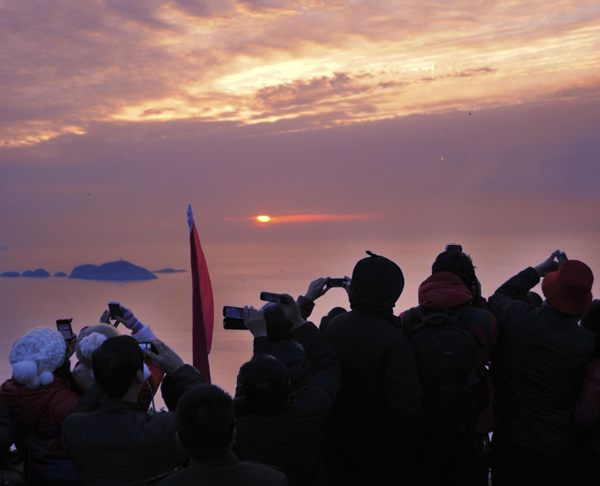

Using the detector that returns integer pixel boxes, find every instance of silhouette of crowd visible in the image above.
[0,246,598,486]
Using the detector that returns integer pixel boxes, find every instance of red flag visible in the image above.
[188,205,214,383]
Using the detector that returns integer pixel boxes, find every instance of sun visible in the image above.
[256,215,271,223]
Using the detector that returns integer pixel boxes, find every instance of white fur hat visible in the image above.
[75,324,119,369]
[10,327,67,389]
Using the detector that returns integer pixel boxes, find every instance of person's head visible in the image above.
[176,385,235,461]
[75,324,120,370]
[92,336,144,399]
[239,355,290,415]
[10,327,66,389]
[261,302,294,341]
[542,260,594,315]
[431,250,476,289]
[349,251,404,316]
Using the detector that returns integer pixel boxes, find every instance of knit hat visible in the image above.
[76,324,120,369]
[10,327,66,389]
[542,260,594,315]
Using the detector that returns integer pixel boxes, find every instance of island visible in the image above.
[69,260,157,281]
[54,271,68,277]
[23,269,51,278]
[0,271,20,278]
[152,268,187,274]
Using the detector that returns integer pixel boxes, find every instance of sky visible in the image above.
[1,0,600,282]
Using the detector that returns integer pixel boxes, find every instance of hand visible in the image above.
[277,294,306,329]
[66,335,77,359]
[243,306,267,338]
[533,250,561,278]
[142,339,185,375]
[342,276,351,296]
[304,277,330,301]
[99,310,111,324]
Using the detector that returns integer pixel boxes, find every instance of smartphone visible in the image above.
[138,342,158,354]
[222,306,247,330]
[445,243,463,252]
[557,251,568,264]
[260,292,288,304]
[327,278,345,288]
[108,302,122,318]
[56,319,75,342]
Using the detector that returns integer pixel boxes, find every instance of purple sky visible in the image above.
[1,0,599,276]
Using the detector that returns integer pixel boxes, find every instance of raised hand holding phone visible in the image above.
[243,306,268,338]
[276,294,305,329]
[141,339,185,375]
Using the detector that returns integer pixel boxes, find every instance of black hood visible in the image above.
[349,251,404,321]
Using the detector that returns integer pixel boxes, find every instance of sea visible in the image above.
[1,232,599,407]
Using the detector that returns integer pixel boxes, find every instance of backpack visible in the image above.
[405,305,488,433]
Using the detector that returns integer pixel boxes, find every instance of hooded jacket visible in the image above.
[324,253,421,486]
[400,271,498,434]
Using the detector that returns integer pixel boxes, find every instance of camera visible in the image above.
[327,278,345,288]
[138,342,158,354]
[223,306,247,330]
[260,292,288,304]
[56,319,75,342]
[557,251,568,264]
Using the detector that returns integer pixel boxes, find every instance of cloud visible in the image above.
[242,214,372,224]
[254,72,370,109]
[0,0,599,147]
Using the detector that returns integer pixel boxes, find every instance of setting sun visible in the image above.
[256,215,271,223]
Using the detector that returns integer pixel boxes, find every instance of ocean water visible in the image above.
[1,233,599,401]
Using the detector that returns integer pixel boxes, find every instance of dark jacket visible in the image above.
[324,254,422,485]
[62,365,204,486]
[156,452,288,486]
[0,396,14,469]
[233,322,341,486]
[489,267,595,453]
[0,376,80,481]
[401,271,498,433]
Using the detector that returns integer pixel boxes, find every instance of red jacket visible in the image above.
[574,357,600,426]
[400,271,499,433]
[0,376,80,480]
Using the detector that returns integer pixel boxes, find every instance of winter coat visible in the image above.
[489,266,595,453]
[400,271,498,434]
[323,254,422,486]
[156,452,288,486]
[61,365,204,486]
[574,356,600,486]
[0,375,80,481]
[233,322,341,486]
[0,396,14,469]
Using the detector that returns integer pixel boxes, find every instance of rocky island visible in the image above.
[23,269,51,278]
[69,260,157,281]
[152,268,186,274]
[0,271,20,277]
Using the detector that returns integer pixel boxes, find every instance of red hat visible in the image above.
[542,260,594,315]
